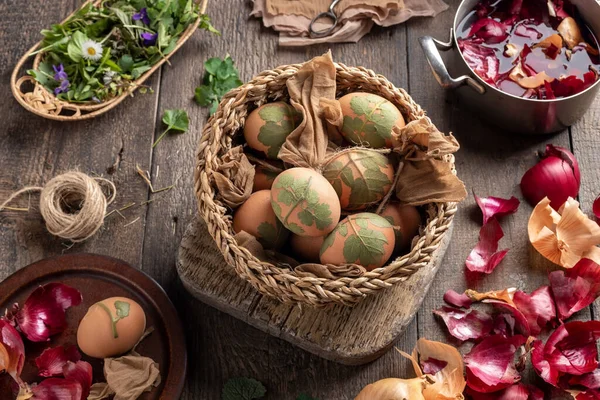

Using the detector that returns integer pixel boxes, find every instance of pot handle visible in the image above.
[419,29,486,95]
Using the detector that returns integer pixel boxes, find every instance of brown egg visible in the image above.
[290,234,325,262]
[77,297,146,359]
[243,102,302,159]
[380,203,422,251]
[320,213,395,270]
[253,165,280,192]
[270,168,341,237]
[323,149,395,211]
[338,92,405,148]
[233,190,289,249]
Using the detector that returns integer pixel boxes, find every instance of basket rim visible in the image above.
[10,0,208,121]
[194,61,458,306]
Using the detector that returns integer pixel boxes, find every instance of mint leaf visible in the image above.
[153,109,189,147]
[222,377,266,400]
[114,300,130,319]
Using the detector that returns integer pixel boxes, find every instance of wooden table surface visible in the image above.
[1,1,599,399]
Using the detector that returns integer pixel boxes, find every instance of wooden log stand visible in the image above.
[176,215,453,365]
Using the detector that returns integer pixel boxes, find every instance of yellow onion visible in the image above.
[400,338,465,400]
[528,197,600,268]
[355,377,431,400]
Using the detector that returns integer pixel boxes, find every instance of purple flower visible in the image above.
[133,8,150,25]
[53,64,68,82]
[54,79,70,95]
[141,32,157,46]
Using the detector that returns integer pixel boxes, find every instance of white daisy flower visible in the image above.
[82,40,103,62]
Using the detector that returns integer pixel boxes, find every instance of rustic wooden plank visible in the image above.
[0,0,160,279]
[142,1,433,398]
[570,96,600,320]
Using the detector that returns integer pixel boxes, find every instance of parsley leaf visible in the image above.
[195,55,242,115]
[153,109,189,148]
[222,377,266,400]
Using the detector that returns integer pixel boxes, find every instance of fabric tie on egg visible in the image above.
[251,0,449,45]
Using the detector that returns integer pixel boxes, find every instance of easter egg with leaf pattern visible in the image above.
[320,213,395,270]
[233,190,289,249]
[323,149,395,211]
[339,92,405,148]
[244,102,302,159]
[270,168,341,237]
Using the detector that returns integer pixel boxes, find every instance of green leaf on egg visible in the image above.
[114,300,130,319]
[257,104,299,159]
[273,175,332,232]
[342,94,397,148]
[343,215,389,266]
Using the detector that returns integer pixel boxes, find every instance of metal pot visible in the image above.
[419,0,600,134]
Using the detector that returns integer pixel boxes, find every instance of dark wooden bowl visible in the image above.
[0,253,186,400]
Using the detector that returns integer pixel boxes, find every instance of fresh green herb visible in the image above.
[28,0,218,103]
[194,55,242,115]
[199,14,220,35]
[296,395,318,400]
[153,109,189,147]
[96,300,131,339]
[222,377,266,400]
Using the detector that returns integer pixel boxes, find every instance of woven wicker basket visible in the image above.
[195,62,458,307]
[11,0,208,121]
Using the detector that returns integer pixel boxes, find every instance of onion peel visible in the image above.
[398,338,466,400]
[550,258,600,320]
[464,334,526,393]
[528,197,600,268]
[15,283,82,342]
[0,317,26,386]
[466,219,509,274]
[474,194,520,225]
[35,345,81,377]
[433,306,493,342]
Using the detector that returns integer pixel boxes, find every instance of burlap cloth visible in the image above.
[252,0,449,45]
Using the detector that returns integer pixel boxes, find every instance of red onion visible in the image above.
[520,144,580,209]
[594,194,600,220]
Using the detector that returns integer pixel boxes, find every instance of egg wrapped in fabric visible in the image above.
[233,190,289,249]
[323,149,395,211]
[339,92,405,148]
[320,213,395,270]
[77,297,146,359]
[290,234,325,263]
[253,165,280,192]
[271,168,341,237]
[380,203,422,252]
[243,102,302,159]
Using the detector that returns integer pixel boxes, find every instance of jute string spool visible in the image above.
[0,171,116,243]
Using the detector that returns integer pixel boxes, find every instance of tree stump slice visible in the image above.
[176,215,453,365]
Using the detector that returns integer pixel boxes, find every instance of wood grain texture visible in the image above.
[2,0,600,399]
[177,215,453,365]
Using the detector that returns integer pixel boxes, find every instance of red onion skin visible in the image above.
[520,146,580,210]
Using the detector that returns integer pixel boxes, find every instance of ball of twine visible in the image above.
[0,171,116,242]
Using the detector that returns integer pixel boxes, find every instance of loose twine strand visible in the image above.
[0,171,116,243]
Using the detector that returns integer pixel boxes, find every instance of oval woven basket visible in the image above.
[195,62,458,307]
[11,0,208,121]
